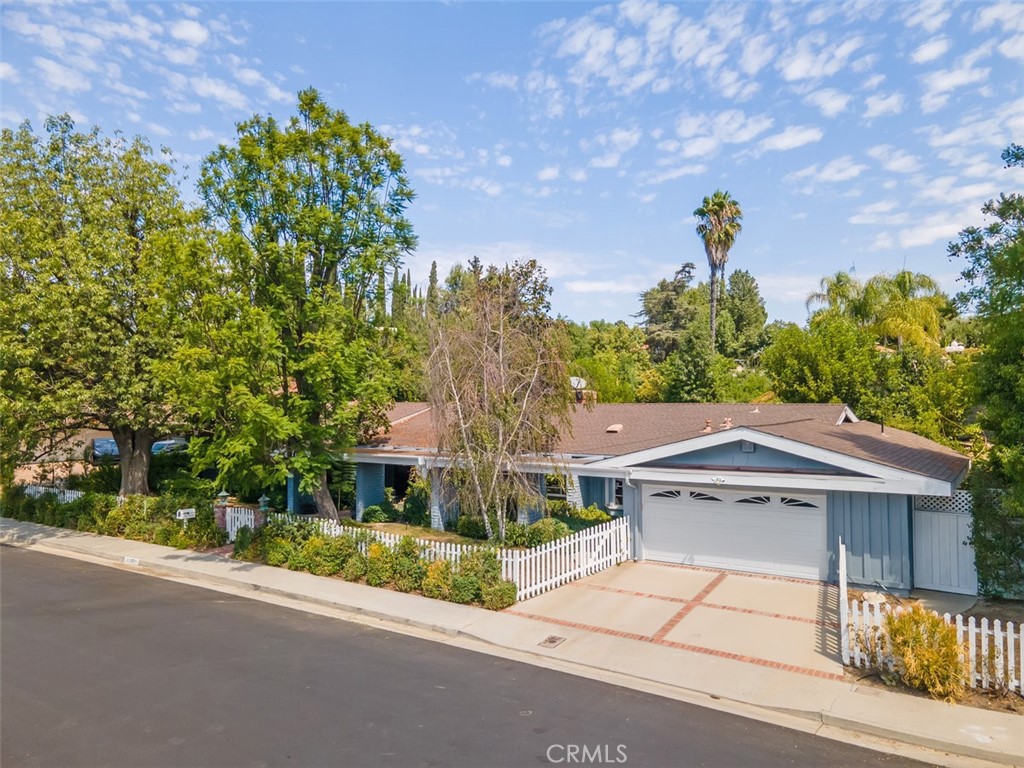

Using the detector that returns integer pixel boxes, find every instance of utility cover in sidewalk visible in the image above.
[539,635,566,648]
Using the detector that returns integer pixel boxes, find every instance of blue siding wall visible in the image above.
[645,443,843,473]
[828,491,910,591]
[579,476,606,510]
[355,463,385,521]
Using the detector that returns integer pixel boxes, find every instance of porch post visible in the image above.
[429,467,445,531]
[354,463,385,521]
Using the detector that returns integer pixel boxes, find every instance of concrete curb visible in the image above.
[2,521,1020,767]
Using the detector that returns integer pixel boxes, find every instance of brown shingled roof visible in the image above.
[363,401,969,485]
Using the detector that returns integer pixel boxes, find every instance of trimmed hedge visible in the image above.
[237,524,517,611]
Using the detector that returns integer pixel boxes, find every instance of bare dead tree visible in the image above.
[426,260,572,541]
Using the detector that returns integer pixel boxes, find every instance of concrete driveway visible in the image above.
[507,561,843,680]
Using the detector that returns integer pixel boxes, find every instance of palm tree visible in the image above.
[694,190,743,350]
[867,270,945,349]
[806,271,869,321]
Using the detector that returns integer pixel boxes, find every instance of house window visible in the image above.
[545,474,567,501]
[606,478,624,509]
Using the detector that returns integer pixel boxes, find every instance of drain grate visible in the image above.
[539,635,566,648]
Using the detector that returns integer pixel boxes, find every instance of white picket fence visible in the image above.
[225,506,258,541]
[838,537,850,664]
[230,510,631,601]
[23,485,85,504]
[847,599,1021,695]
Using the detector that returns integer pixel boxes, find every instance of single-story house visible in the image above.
[347,402,973,595]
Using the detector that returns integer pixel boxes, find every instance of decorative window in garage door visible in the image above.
[688,491,722,502]
[649,489,682,499]
[781,496,819,508]
[736,495,771,505]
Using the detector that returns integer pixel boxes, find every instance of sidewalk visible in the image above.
[2,519,1021,766]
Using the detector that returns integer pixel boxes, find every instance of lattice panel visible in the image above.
[914,490,972,515]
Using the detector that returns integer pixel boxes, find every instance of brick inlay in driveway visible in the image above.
[511,563,844,682]
[651,572,727,641]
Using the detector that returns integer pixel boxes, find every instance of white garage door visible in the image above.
[642,485,827,580]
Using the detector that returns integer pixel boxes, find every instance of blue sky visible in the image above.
[1,1,1022,324]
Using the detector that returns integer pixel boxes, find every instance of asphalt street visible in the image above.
[1,546,930,768]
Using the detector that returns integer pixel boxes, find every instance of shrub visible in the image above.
[422,560,454,601]
[401,478,431,527]
[449,573,481,604]
[392,537,427,591]
[482,580,518,610]
[546,499,571,517]
[568,504,612,523]
[265,536,297,567]
[503,521,528,547]
[527,518,571,547]
[233,525,255,558]
[0,485,30,519]
[458,549,501,588]
[342,551,368,581]
[456,514,488,540]
[365,542,395,587]
[289,535,350,576]
[884,606,966,702]
[174,506,226,549]
[102,496,155,540]
[289,536,330,573]
[361,505,389,523]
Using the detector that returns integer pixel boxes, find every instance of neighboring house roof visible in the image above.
[359,401,969,487]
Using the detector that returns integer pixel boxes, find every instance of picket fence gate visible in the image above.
[230,510,631,601]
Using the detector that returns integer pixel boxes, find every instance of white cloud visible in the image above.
[147,121,171,137]
[902,1,952,33]
[467,71,519,90]
[867,145,922,173]
[0,62,20,83]
[640,164,707,185]
[670,110,773,158]
[788,155,868,183]
[804,88,850,118]
[740,34,775,76]
[910,37,950,64]
[917,176,998,205]
[776,33,864,81]
[191,75,247,110]
[848,200,909,225]
[188,127,214,141]
[920,47,992,113]
[567,168,587,182]
[759,125,823,152]
[863,92,905,119]
[585,125,642,168]
[169,19,208,46]
[537,165,560,181]
[898,209,977,248]
[495,153,513,167]
[34,56,90,92]
[565,278,648,295]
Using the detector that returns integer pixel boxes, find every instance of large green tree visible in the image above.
[188,89,416,519]
[0,116,210,494]
[694,190,743,350]
[949,143,1023,595]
